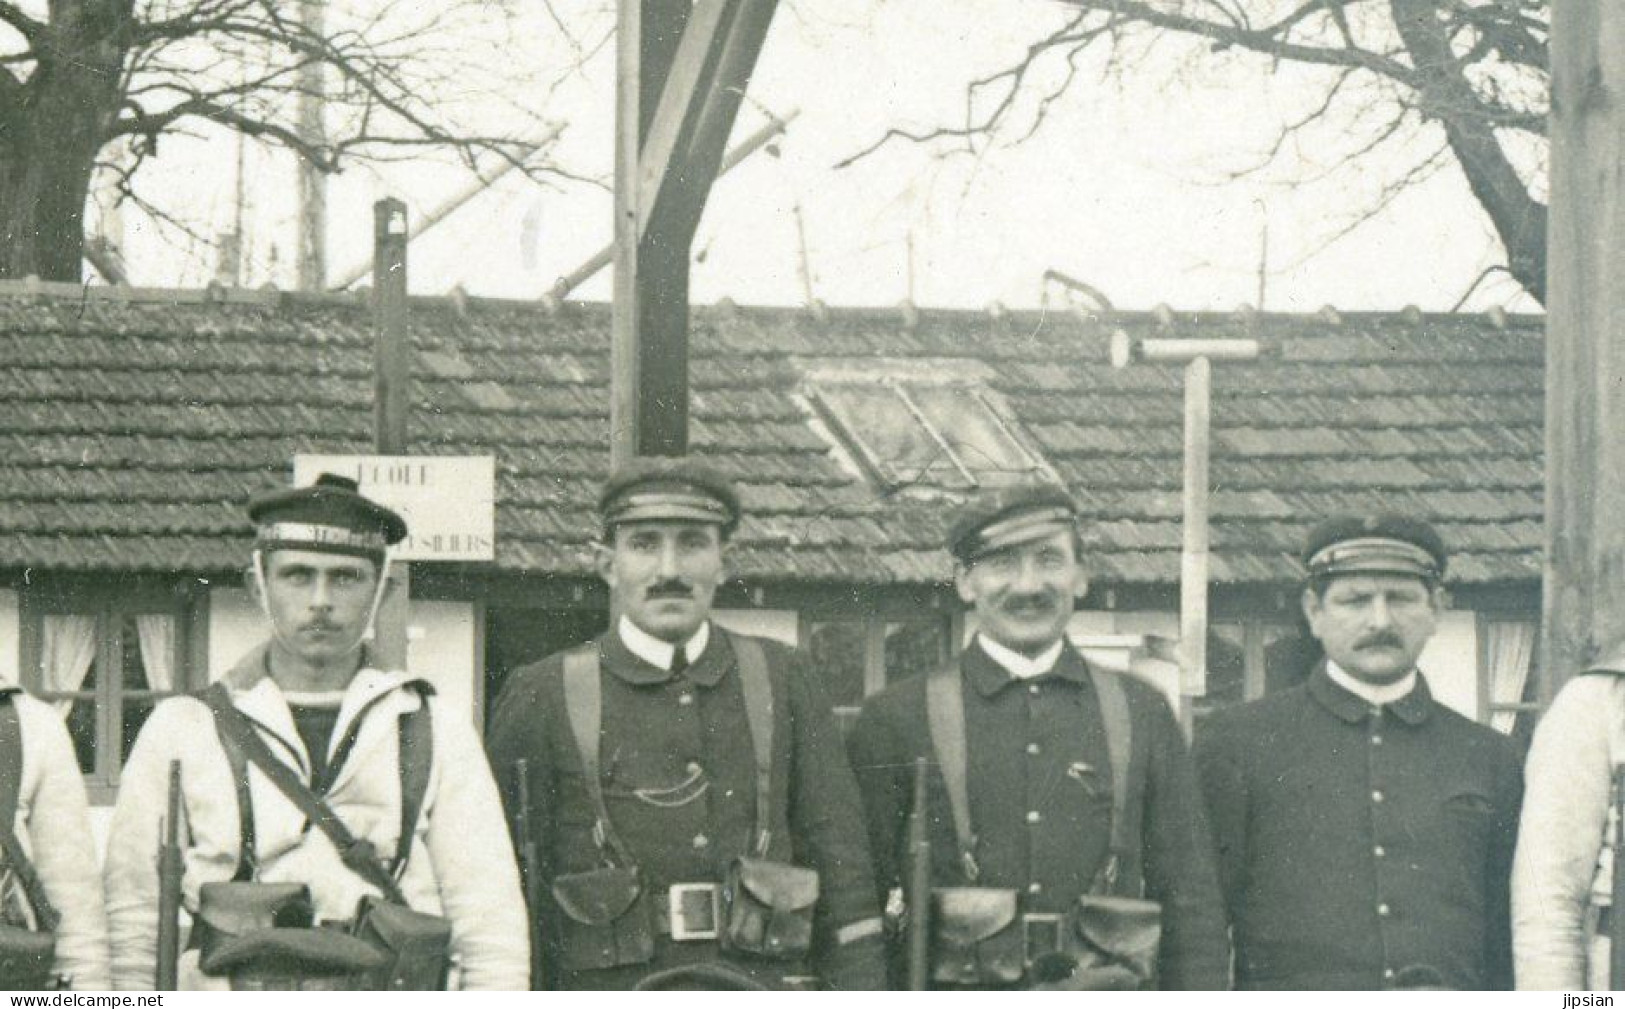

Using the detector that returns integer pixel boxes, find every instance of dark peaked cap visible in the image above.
[1302,512,1447,582]
[946,483,1078,563]
[598,457,741,536]
[248,473,407,561]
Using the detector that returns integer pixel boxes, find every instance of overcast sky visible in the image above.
[118,0,1539,315]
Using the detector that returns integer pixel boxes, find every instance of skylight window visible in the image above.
[811,379,1050,490]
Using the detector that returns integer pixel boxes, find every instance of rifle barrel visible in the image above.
[155,760,183,991]
[906,757,932,991]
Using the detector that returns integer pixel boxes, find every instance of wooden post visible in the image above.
[1543,0,1625,702]
[372,199,411,669]
[611,0,779,466]
[296,0,327,291]
[1115,335,1260,730]
[1180,356,1212,727]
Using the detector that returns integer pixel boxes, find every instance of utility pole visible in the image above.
[611,0,780,465]
[1112,333,1260,733]
[296,0,327,291]
[372,199,411,669]
[1543,0,1625,700]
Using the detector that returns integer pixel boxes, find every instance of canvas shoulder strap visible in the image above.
[200,685,409,904]
[925,659,1138,889]
[561,646,634,867]
[395,682,435,875]
[203,683,258,881]
[925,664,979,882]
[728,634,775,857]
[1087,666,1136,895]
[0,692,58,930]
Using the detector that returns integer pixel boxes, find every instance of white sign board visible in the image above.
[293,455,495,562]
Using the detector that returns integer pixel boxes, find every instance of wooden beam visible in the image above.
[372,198,411,670]
[1542,0,1625,701]
[611,0,778,465]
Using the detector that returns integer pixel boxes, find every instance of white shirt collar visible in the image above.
[1325,659,1417,707]
[976,635,1065,679]
[619,615,710,671]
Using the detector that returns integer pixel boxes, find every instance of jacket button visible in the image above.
[1026,743,1041,756]
[1371,790,1384,803]
[1373,845,1386,858]
[678,693,695,707]
[1377,903,1391,917]
[693,834,710,849]
[1028,882,1043,895]
[1026,810,1042,824]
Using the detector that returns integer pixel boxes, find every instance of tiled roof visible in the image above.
[0,284,1544,586]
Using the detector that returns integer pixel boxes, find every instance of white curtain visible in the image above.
[1485,619,1537,733]
[135,614,176,692]
[38,614,97,715]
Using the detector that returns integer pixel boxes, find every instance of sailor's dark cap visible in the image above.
[247,473,407,562]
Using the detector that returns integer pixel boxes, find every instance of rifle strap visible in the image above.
[925,656,1137,892]
[201,682,432,904]
[731,635,775,856]
[561,633,778,865]
[0,692,58,931]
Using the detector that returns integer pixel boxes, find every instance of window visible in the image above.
[1478,616,1539,737]
[22,585,202,796]
[811,379,1050,490]
[1194,620,1315,721]
[804,617,952,734]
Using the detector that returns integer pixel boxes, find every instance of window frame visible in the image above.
[808,377,1053,491]
[1475,611,1540,735]
[799,611,957,731]
[19,578,208,802]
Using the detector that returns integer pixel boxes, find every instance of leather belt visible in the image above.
[653,882,722,942]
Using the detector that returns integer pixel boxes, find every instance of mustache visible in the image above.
[999,591,1062,613]
[1355,632,1405,650]
[645,579,694,600]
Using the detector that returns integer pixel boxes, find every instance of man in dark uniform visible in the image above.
[486,458,887,990]
[846,485,1230,989]
[1196,514,1523,989]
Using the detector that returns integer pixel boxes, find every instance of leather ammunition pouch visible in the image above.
[721,857,819,960]
[194,881,315,969]
[928,887,1024,986]
[350,894,453,990]
[1048,894,1161,991]
[0,924,56,990]
[550,866,654,972]
[196,882,385,990]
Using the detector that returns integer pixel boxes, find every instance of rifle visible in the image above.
[514,760,542,989]
[1612,765,1625,989]
[156,760,183,991]
[906,757,932,991]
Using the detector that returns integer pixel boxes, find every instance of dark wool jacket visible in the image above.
[486,627,886,991]
[1195,664,1523,990]
[846,640,1231,990]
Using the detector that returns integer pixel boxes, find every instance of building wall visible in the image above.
[714,608,798,646]
[0,589,17,684]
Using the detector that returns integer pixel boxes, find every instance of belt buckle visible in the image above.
[669,882,721,942]
[1022,913,1066,966]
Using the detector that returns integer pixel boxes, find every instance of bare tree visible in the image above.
[847,0,1549,304]
[0,0,564,281]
